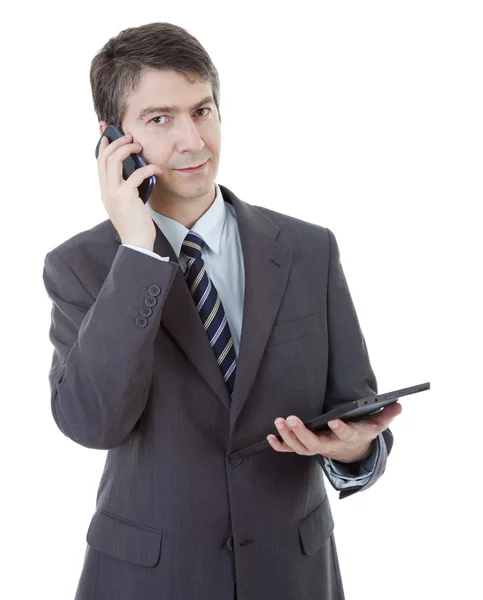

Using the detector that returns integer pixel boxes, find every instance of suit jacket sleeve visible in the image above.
[43,245,179,450]
[316,227,394,500]
[322,436,379,489]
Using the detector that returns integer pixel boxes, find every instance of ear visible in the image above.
[99,121,108,136]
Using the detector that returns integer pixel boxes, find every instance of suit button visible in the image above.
[135,316,148,328]
[229,454,243,465]
[145,295,157,307]
[226,536,234,552]
[140,306,152,317]
[149,285,161,296]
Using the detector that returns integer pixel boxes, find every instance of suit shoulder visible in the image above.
[44,219,117,268]
[254,204,329,234]
[253,204,334,249]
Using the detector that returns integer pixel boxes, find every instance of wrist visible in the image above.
[122,239,155,252]
[338,440,374,464]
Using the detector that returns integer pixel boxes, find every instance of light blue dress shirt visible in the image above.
[123,182,379,490]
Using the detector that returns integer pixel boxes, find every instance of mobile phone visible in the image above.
[94,123,155,204]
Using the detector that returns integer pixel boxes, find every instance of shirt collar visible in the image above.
[145,182,225,259]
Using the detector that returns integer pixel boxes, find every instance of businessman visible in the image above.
[43,22,401,600]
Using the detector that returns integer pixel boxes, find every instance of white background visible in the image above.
[1,1,481,598]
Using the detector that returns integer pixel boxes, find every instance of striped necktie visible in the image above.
[181,231,237,398]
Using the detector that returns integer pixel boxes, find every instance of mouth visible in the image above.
[174,160,208,173]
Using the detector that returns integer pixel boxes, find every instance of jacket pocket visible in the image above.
[266,313,320,347]
[86,509,163,567]
[298,495,335,555]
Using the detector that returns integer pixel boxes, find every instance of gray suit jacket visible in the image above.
[43,184,393,600]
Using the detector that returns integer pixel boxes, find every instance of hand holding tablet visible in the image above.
[267,400,403,462]
[231,382,430,462]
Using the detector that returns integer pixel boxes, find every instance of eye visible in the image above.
[149,107,211,125]
[150,115,168,125]
[195,107,211,117]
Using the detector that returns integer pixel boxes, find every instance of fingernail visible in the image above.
[330,420,339,428]
[275,419,284,429]
[287,417,298,427]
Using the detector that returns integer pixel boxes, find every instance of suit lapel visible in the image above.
[219,186,292,434]
[114,184,292,429]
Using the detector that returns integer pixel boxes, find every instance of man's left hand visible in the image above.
[267,402,402,463]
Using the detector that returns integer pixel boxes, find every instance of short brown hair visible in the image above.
[89,22,221,130]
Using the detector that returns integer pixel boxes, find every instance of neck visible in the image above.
[148,184,216,229]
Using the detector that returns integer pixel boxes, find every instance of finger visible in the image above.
[267,434,293,452]
[97,135,111,185]
[98,133,133,184]
[359,402,403,430]
[286,416,330,455]
[276,418,316,455]
[327,419,358,442]
[98,133,129,173]
[384,402,402,420]
[274,419,304,452]
[107,142,143,187]
[102,132,133,160]
[127,163,163,189]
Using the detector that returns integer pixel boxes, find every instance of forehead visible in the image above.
[125,69,213,119]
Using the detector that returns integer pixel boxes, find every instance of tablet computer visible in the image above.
[231,381,430,462]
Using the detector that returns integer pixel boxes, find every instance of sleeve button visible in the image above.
[149,285,161,296]
[135,316,148,328]
[140,306,152,317]
[145,295,157,307]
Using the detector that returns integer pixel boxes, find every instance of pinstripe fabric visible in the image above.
[181,230,237,398]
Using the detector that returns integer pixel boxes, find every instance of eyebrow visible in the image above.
[136,95,215,122]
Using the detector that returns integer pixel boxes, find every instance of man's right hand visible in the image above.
[97,131,163,251]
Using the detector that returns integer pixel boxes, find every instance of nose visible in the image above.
[173,115,205,155]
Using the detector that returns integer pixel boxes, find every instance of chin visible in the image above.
[171,180,215,198]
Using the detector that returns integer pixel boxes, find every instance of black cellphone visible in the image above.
[94,123,155,204]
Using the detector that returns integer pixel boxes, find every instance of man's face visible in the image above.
[99,69,221,207]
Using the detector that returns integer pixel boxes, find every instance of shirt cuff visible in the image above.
[122,244,170,262]
[320,435,380,488]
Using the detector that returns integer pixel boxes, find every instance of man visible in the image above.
[43,22,401,600]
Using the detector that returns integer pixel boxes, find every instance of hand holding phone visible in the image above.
[96,126,163,250]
